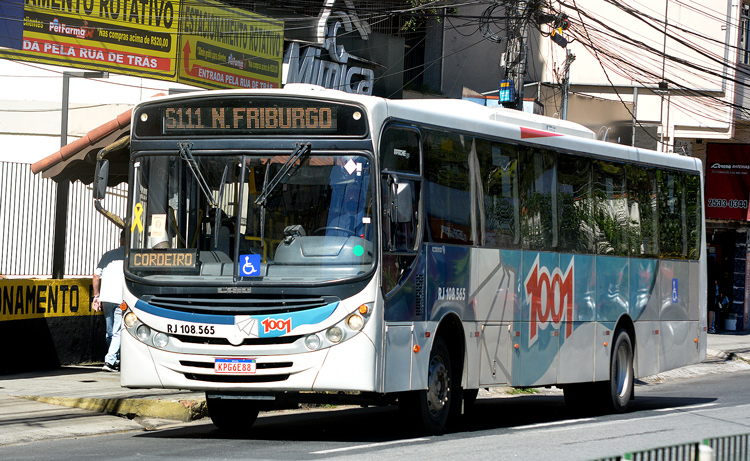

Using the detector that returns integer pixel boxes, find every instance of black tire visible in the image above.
[606,329,634,413]
[206,396,260,432]
[399,336,453,434]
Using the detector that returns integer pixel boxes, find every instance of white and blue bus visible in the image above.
[94,85,706,434]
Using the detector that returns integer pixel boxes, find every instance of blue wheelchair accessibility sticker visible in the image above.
[672,278,678,303]
[240,254,261,277]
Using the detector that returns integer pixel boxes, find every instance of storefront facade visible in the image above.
[695,134,750,331]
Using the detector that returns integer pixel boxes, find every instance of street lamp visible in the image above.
[52,70,109,279]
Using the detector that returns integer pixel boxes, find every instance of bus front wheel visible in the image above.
[400,336,453,434]
[206,395,260,432]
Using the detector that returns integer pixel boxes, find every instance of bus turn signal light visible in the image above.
[413,345,420,353]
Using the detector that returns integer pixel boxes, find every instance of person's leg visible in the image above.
[102,302,115,347]
[104,306,122,368]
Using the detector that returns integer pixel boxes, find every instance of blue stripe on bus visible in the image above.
[135,300,236,324]
[134,299,341,333]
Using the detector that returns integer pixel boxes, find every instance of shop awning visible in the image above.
[30,108,132,185]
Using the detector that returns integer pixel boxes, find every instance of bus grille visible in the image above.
[173,334,302,346]
[142,294,337,315]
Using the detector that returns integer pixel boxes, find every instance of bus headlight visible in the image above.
[326,326,343,343]
[346,314,364,331]
[305,334,321,350]
[124,312,138,328]
[136,325,151,341]
[153,332,169,348]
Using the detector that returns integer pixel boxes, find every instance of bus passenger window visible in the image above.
[520,149,557,251]
[593,159,628,256]
[558,154,593,254]
[684,173,702,260]
[658,170,685,259]
[423,130,474,245]
[476,139,520,249]
[627,166,659,258]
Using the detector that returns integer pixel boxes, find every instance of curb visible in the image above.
[18,395,208,422]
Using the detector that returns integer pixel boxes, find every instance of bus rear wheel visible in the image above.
[206,395,260,432]
[400,336,453,434]
[606,329,634,413]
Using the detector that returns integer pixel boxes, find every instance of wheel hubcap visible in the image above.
[427,355,450,416]
[615,343,632,399]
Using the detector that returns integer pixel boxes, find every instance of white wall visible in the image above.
[0,59,198,164]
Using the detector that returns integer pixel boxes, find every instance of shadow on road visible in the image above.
[134,392,716,443]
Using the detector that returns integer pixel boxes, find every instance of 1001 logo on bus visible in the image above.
[524,256,574,345]
[262,317,292,334]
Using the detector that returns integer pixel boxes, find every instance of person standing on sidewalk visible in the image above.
[92,230,125,372]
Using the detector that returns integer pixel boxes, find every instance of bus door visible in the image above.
[379,125,425,392]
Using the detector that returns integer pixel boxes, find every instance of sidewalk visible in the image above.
[0,330,749,434]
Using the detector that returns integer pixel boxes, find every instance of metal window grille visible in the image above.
[0,161,127,277]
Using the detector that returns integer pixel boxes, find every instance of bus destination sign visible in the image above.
[164,106,337,132]
[129,249,199,274]
[133,98,368,137]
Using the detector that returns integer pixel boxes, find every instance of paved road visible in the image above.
[2,369,750,460]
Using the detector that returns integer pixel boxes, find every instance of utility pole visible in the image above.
[53,71,108,279]
[501,0,529,110]
[561,49,575,120]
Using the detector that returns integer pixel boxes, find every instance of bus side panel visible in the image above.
[557,254,596,384]
[472,248,517,387]
[688,260,701,321]
[471,248,516,323]
[630,259,660,322]
[660,260,690,322]
[517,251,560,387]
[634,320,661,377]
[594,256,629,381]
[630,259,661,377]
[425,245,472,322]
[384,324,413,392]
[479,324,512,385]
[659,259,696,372]
[596,255,630,325]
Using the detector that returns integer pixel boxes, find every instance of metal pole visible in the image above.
[561,49,573,120]
[515,0,528,111]
[631,87,639,147]
[52,71,108,279]
[52,74,71,279]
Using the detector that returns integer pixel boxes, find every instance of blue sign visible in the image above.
[672,278,679,303]
[0,0,24,50]
[239,254,261,277]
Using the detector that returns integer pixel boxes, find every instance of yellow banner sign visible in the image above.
[178,0,284,89]
[1,279,99,322]
[0,0,180,80]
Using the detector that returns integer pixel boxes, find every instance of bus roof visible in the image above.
[136,85,701,174]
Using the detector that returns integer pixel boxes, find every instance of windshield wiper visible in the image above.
[254,143,311,206]
[213,165,229,250]
[179,141,218,207]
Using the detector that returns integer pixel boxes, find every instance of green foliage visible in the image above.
[506,387,540,395]
[401,1,457,32]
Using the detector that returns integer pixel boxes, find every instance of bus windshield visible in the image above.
[127,150,375,283]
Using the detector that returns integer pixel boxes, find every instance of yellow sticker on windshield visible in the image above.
[132,203,144,233]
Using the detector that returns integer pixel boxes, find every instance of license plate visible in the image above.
[214,358,256,374]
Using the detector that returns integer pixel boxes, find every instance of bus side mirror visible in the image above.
[94,159,109,200]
